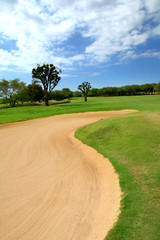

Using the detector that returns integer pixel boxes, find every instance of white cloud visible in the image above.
[0,0,160,73]
[92,72,100,76]
[145,0,160,13]
[0,0,18,11]
[69,54,85,61]
[120,49,160,61]
[152,24,160,36]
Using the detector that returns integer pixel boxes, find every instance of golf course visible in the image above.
[0,95,160,240]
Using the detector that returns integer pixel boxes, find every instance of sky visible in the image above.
[0,0,160,91]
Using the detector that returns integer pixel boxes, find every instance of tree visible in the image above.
[73,91,82,97]
[0,78,26,107]
[17,82,29,104]
[28,83,44,102]
[62,88,73,99]
[32,64,62,106]
[0,79,9,99]
[78,82,91,102]
[158,82,160,94]
[141,84,154,95]
[50,90,65,101]
[89,88,99,97]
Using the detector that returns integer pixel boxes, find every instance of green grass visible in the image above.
[1,95,160,239]
[75,111,160,240]
[0,95,160,123]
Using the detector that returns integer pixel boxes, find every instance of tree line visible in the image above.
[0,63,160,107]
[88,83,160,97]
[0,78,75,107]
[0,64,92,106]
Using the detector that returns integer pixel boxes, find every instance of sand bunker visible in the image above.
[0,110,136,240]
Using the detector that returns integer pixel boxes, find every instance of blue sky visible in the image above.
[0,0,160,91]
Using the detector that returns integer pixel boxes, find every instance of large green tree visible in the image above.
[0,78,26,107]
[32,64,62,106]
[28,83,44,103]
[78,82,91,102]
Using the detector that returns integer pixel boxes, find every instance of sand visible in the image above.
[0,110,136,240]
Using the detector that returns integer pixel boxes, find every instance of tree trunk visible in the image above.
[84,95,87,102]
[44,98,49,106]
[9,96,17,107]
[44,90,49,106]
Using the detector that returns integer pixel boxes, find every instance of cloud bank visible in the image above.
[0,0,160,73]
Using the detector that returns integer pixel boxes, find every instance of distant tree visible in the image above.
[157,82,160,94]
[28,83,44,102]
[141,84,154,95]
[50,90,65,101]
[105,87,117,96]
[17,82,29,104]
[124,86,134,95]
[73,91,82,97]
[89,88,99,97]
[117,87,126,96]
[0,78,26,107]
[0,79,9,99]
[132,85,142,95]
[150,83,159,94]
[62,88,73,99]
[32,64,62,106]
[97,88,104,96]
[78,82,91,102]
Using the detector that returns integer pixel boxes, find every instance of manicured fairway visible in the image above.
[0,95,160,123]
[76,110,160,240]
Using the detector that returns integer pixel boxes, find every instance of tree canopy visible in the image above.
[32,64,62,106]
[28,83,44,103]
[0,78,26,107]
[78,82,91,102]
